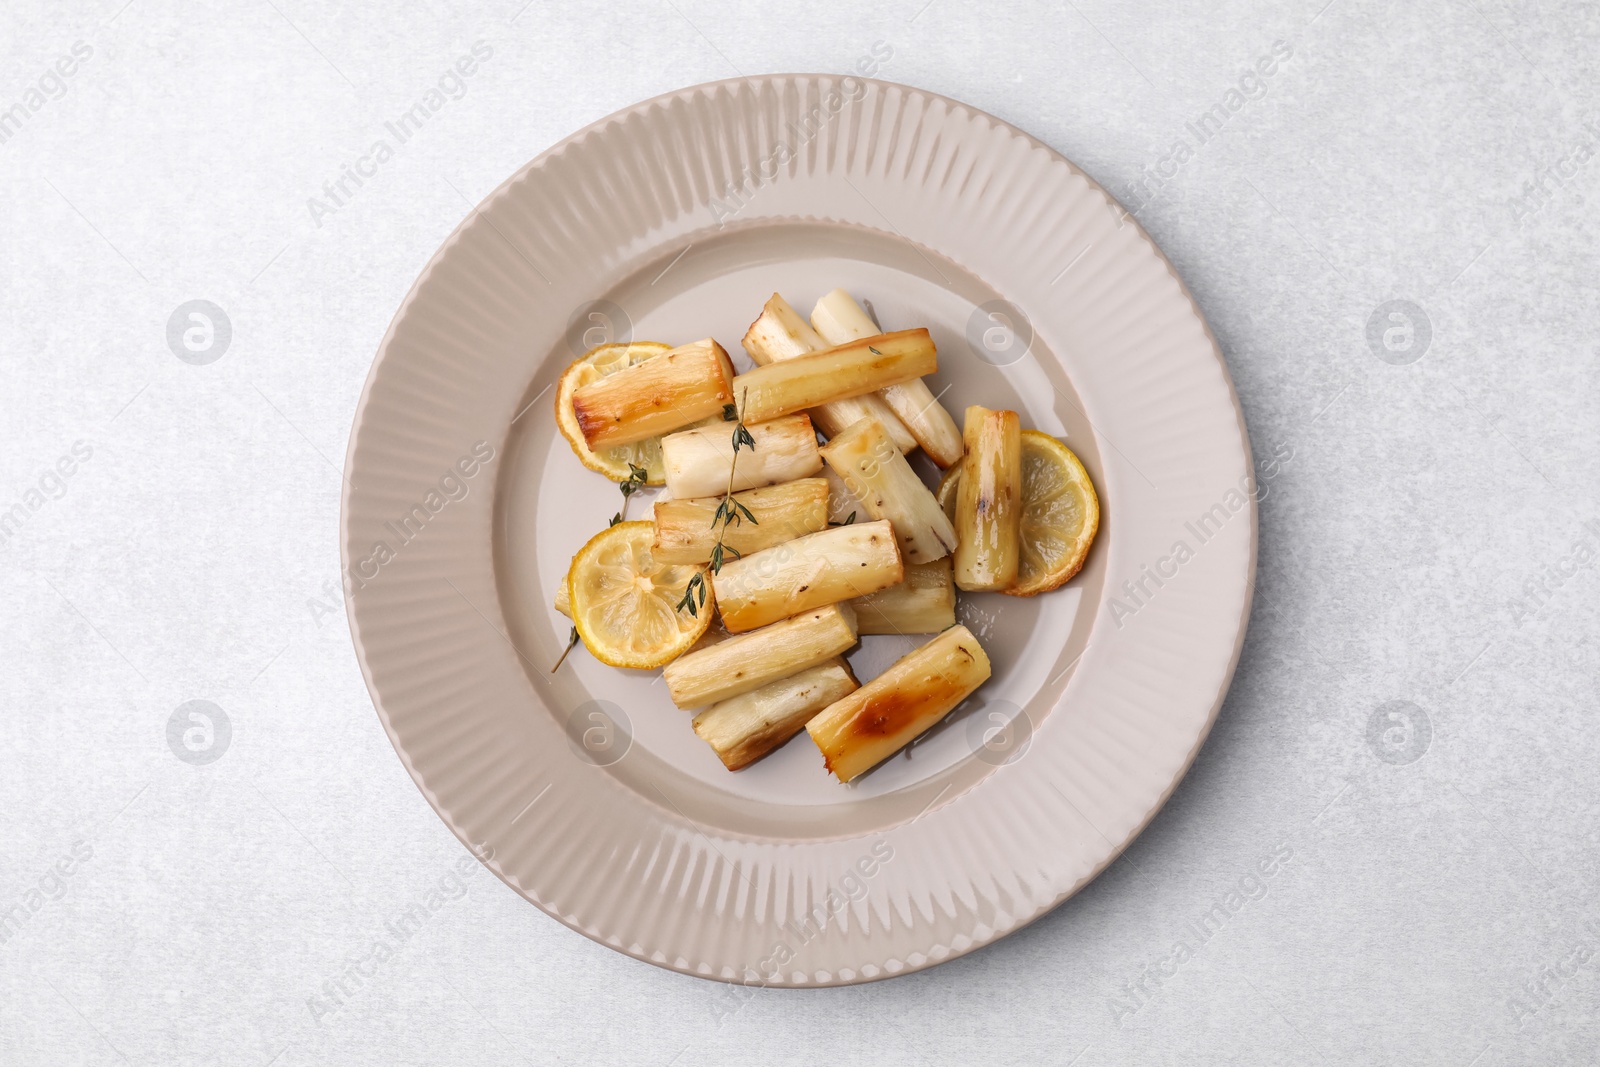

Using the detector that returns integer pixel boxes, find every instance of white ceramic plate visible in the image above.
[343,75,1255,985]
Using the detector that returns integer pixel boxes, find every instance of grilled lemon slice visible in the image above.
[566,521,711,669]
[937,430,1099,597]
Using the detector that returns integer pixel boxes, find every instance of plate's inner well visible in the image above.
[494,221,1106,840]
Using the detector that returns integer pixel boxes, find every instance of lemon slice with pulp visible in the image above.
[936,430,1099,597]
[567,521,711,668]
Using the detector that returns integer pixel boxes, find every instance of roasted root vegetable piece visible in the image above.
[692,658,859,770]
[742,294,918,454]
[809,289,964,468]
[850,558,956,635]
[660,413,822,500]
[731,329,937,426]
[663,602,858,708]
[820,417,958,565]
[571,338,735,449]
[713,519,903,633]
[686,619,732,652]
[823,467,865,527]
[740,292,821,362]
[805,624,992,782]
[651,478,829,566]
[952,405,1022,592]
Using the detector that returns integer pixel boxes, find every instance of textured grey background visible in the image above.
[3,0,1598,1063]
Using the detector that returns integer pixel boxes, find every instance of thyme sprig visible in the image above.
[551,627,580,673]
[611,461,649,526]
[677,396,757,617]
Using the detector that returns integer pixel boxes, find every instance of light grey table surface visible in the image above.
[4,0,1598,1063]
